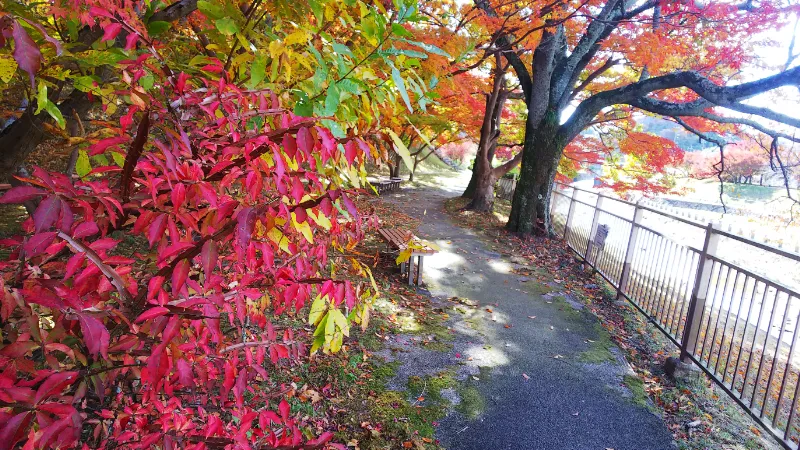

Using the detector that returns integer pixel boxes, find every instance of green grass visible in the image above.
[722,183,782,202]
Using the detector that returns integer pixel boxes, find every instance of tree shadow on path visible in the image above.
[377,172,675,450]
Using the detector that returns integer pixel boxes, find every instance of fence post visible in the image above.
[564,188,579,240]
[585,194,604,264]
[680,221,721,362]
[618,200,643,300]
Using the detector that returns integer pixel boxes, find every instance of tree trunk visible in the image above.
[506,111,565,235]
[390,152,401,178]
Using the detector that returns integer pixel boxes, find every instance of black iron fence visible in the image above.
[550,182,800,449]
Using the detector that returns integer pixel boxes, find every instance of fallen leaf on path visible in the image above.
[553,355,564,359]
[550,326,554,330]
[504,324,512,328]
[522,373,530,380]
[528,316,536,319]
[572,412,579,416]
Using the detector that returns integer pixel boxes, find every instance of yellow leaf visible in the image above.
[292,211,314,243]
[269,41,284,59]
[308,210,332,230]
[308,295,328,325]
[284,30,310,46]
[396,248,412,264]
[0,55,18,83]
[267,227,291,253]
[386,129,414,171]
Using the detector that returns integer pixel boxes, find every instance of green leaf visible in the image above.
[293,91,313,117]
[386,129,414,170]
[198,0,225,19]
[322,84,340,116]
[146,21,170,36]
[391,23,414,38]
[73,76,101,93]
[321,119,346,138]
[378,47,427,59]
[394,38,451,58]
[337,79,360,95]
[92,153,109,166]
[247,54,266,89]
[332,42,353,58]
[215,18,239,36]
[44,102,65,129]
[139,75,155,90]
[75,149,91,178]
[76,49,127,67]
[35,83,47,114]
[308,0,324,26]
[391,65,413,112]
[429,75,439,90]
[111,152,125,167]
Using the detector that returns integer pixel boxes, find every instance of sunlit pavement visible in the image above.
[379,170,674,450]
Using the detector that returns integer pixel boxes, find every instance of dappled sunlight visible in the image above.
[423,247,467,282]
[487,259,513,274]
[463,343,511,367]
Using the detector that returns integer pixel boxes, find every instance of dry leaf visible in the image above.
[522,373,530,380]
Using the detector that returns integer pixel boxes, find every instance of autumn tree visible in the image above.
[462,0,800,234]
[0,0,447,448]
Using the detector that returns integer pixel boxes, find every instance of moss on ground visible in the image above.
[455,384,486,420]
[578,323,617,364]
[623,375,653,411]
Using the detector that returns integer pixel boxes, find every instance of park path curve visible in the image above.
[380,171,675,450]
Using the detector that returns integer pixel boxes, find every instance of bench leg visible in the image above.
[407,256,414,286]
[416,256,423,285]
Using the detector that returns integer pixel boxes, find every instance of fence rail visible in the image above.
[550,182,800,449]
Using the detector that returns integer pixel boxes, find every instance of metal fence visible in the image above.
[550,182,800,449]
[496,177,516,201]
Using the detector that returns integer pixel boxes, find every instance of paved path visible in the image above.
[382,172,675,450]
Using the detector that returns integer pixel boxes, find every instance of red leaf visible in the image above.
[171,183,186,210]
[176,359,193,386]
[0,412,32,450]
[148,214,168,247]
[308,432,334,446]
[124,33,138,50]
[102,23,123,42]
[283,134,297,158]
[0,186,45,204]
[172,259,190,296]
[135,306,170,323]
[291,178,304,203]
[341,193,359,219]
[236,208,255,250]
[73,221,99,239]
[33,196,61,233]
[77,313,110,359]
[22,232,57,257]
[34,371,78,403]
[344,140,358,165]
[279,399,290,422]
[201,240,218,282]
[297,127,314,154]
[11,21,41,89]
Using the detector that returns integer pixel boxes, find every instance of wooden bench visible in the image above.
[378,228,438,286]
[372,178,403,195]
